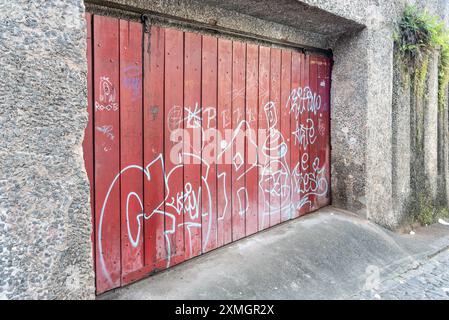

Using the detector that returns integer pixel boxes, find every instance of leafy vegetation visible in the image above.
[395,5,433,73]
[415,192,449,225]
[395,5,449,109]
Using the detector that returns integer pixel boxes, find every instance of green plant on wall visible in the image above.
[439,42,449,111]
[395,5,432,75]
[415,192,449,225]
[395,5,449,110]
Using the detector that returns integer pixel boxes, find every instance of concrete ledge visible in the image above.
[99,206,449,300]
[85,0,364,50]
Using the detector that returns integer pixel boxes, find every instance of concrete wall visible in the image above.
[1,0,449,299]
[328,1,399,227]
[319,0,449,228]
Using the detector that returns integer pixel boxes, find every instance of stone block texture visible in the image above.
[0,0,94,299]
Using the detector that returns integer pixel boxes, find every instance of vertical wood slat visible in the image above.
[143,26,167,271]
[299,54,311,216]
[119,20,144,281]
[308,56,319,212]
[258,46,271,231]
[164,28,185,267]
[217,38,233,247]
[325,58,332,207]
[201,35,218,253]
[245,43,259,236]
[316,56,331,209]
[280,50,292,222]
[231,41,246,241]
[290,52,302,218]
[93,15,121,293]
[269,48,281,226]
[183,32,202,259]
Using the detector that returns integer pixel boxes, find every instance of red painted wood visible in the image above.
[86,17,333,291]
[164,28,185,267]
[269,48,281,226]
[183,31,202,259]
[315,56,331,208]
[143,26,167,272]
[119,20,144,281]
[299,54,311,216]
[93,15,121,293]
[245,43,259,236]
[280,49,292,222]
[290,52,302,218]
[258,46,271,231]
[307,56,319,212]
[217,38,233,247]
[83,12,95,270]
[231,41,246,241]
[201,35,218,252]
[325,58,332,207]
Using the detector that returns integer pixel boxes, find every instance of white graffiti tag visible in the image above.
[98,85,328,284]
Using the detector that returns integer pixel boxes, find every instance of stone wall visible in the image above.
[0,0,94,299]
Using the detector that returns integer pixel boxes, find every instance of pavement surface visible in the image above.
[99,206,449,300]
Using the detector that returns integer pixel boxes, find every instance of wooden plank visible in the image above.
[269,48,281,227]
[280,49,292,222]
[143,26,167,272]
[290,52,302,218]
[183,31,202,258]
[307,55,319,212]
[315,56,331,209]
[201,35,218,252]
[217,38,233,247]
[324,58,332,207]
[93,15,121,293]
[83,12,95,270]
[164,28,185,267]
[231,41,246,241]
[119,20,144,281]
[245,43,259,236]
[258,46,271,231]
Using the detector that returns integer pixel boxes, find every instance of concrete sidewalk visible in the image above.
[99,206,449,300]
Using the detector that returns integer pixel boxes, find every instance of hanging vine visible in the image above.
[395,5,449,109]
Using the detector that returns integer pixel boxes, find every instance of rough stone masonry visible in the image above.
[1,0,449,299]
[0,0,94,299]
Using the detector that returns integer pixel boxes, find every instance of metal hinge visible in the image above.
[141,14,152,33]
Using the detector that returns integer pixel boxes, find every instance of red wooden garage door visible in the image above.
[84,13,331,294]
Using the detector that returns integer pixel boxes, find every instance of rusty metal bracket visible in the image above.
[141,14,152,34]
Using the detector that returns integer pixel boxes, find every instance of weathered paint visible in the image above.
[183,31,202,259]
[119,19,144,281]
[217,38,233,247]
[143,26,166,274]
[85,14,331,294]
[92,15,121,293]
